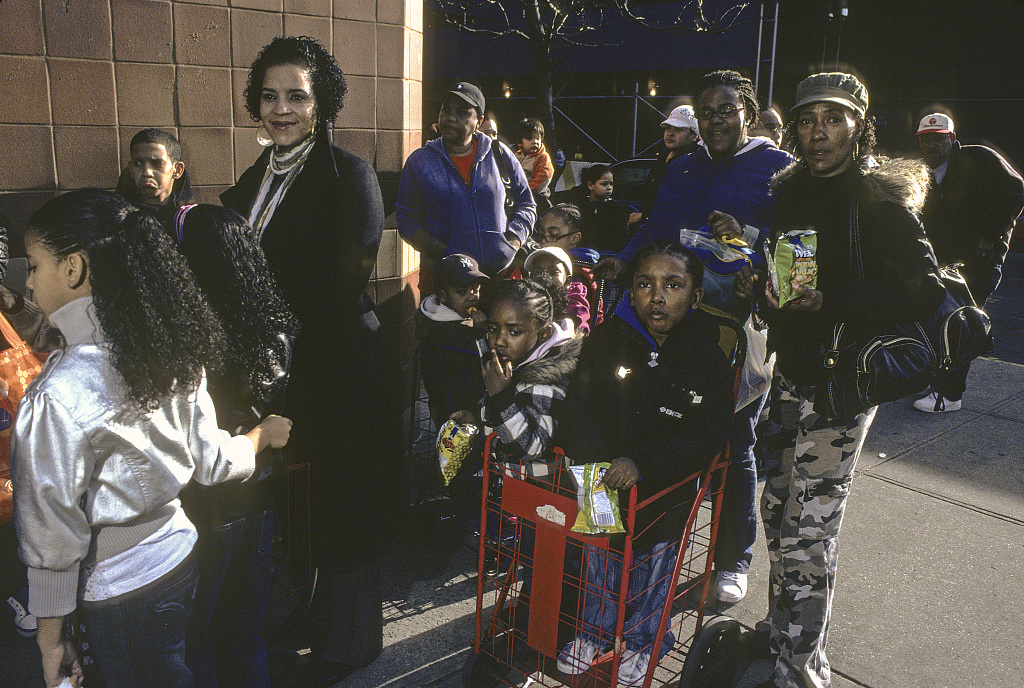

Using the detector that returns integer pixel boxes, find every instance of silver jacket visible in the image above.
[12,297,255,617]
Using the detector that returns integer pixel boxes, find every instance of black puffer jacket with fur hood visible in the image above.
[766,158,946,387]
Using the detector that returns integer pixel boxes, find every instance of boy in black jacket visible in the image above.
[556,241,734,686]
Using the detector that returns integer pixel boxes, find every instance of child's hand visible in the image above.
[601,457,639,490]
[482,350,514,397]
[733,265,763,299]
[246,414,293,453]
[448,409,477,426]
[468,308,488,330]
[708,210,743,242]
[627,211,643,227]
[594,256,625,281]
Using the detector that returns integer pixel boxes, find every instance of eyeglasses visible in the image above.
[533,231,575,244]
[697,104,742,121]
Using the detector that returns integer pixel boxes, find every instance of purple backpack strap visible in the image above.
[173,204,197,245]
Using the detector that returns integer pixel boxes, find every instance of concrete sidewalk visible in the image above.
[3,257,1022,688]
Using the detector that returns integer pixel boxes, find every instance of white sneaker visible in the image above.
[617,648,652,686]
[5,591,37,638]
[556,638,600,675]
[913,392,961,413]
[714,570,747,603]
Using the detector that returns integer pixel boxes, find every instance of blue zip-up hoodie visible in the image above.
[619,139,793,310]
[397,131,536,276]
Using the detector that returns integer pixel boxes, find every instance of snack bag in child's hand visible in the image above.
[771,230,817,306]
[437,420,478,486]
[569,463,625,534]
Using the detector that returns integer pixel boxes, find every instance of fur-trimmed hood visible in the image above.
[516,333,584,387]
[771,157,931,216]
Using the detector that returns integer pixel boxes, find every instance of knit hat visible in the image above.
[917,113,954,136]
[662,105,699,133]
[524,247,573,277]
[792,72,868,117]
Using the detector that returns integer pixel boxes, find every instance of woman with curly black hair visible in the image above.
[170,204,299,688]
[11,190,292,688]
[221,36,393,684]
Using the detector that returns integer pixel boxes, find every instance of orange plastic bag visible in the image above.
[0,313,47,526]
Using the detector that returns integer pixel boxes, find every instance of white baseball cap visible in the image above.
[917,113,954,135]
[524,247,573,276]
[662,105,698,132]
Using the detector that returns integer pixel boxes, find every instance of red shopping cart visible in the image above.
[463,307,748,688]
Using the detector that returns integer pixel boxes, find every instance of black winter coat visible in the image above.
[919,141,1024,275]
[767,160,946,391]
[558,306,733,549]
[222,130,396,564]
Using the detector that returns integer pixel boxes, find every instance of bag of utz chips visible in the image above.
[769,230,817,307]
[436,420,478,486]
[569,463,625,535]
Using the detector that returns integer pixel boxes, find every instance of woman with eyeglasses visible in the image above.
[597,69,793,609]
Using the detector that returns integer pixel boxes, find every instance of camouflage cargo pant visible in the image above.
[759,374,876,688]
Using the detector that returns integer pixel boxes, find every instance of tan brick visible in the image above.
[284,0,331,17]
[376,23,403,79]
[178,127,235,185]
[177,66,233,127]
[112,0,173,63]
[0,126,55,190]
[333,18,375,77]
[375,227,398,279]
[115,62,175,126]
[332,128,375,163]
[230,0,281,12]
[233,127,267,177]
[49,59,116,126]
[43,0,112,60]
[376,77,403,131]
[191,185,231,205]
[284,13,332,49]
[0,0,45,55]
[403,129,421,163]
[375,129,403,174]
[334,74,375,129]
[231,9,283,68]
[407,0,422,30]
[406,26,422,81]
[0,56,50,124]
[54,126,119,189]
[231,68,252,127]
[333,0,373,20]
[403,78,421,132]
[180,0,227,7]
[376,0,403,25]
[174,4,231,66]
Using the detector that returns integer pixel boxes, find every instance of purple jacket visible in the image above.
[397,132,536,276]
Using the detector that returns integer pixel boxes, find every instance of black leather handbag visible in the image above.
[820,198,994,419]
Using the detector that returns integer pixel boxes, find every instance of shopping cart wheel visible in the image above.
[462,650,507,688]
[678,617,744,688]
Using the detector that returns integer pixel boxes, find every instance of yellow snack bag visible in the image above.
[569,463,625,535]
[770,230,817,307]
[436,420,478,486]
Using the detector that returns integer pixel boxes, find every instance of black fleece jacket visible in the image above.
[558,305,733,548]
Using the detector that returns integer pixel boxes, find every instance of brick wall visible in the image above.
[0,0,424,412]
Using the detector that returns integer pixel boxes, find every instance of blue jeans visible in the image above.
[187,507,274,688]
[78,553,197,688]
[714,393,767,574]
[579,540,676,656]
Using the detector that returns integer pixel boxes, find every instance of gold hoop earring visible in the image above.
[256,125,273,147]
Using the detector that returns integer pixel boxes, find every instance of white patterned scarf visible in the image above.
[248,132,317,241]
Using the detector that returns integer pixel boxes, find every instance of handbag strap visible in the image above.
[173,204,197,245]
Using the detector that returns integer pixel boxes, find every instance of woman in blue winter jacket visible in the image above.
[396,82,536,285]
